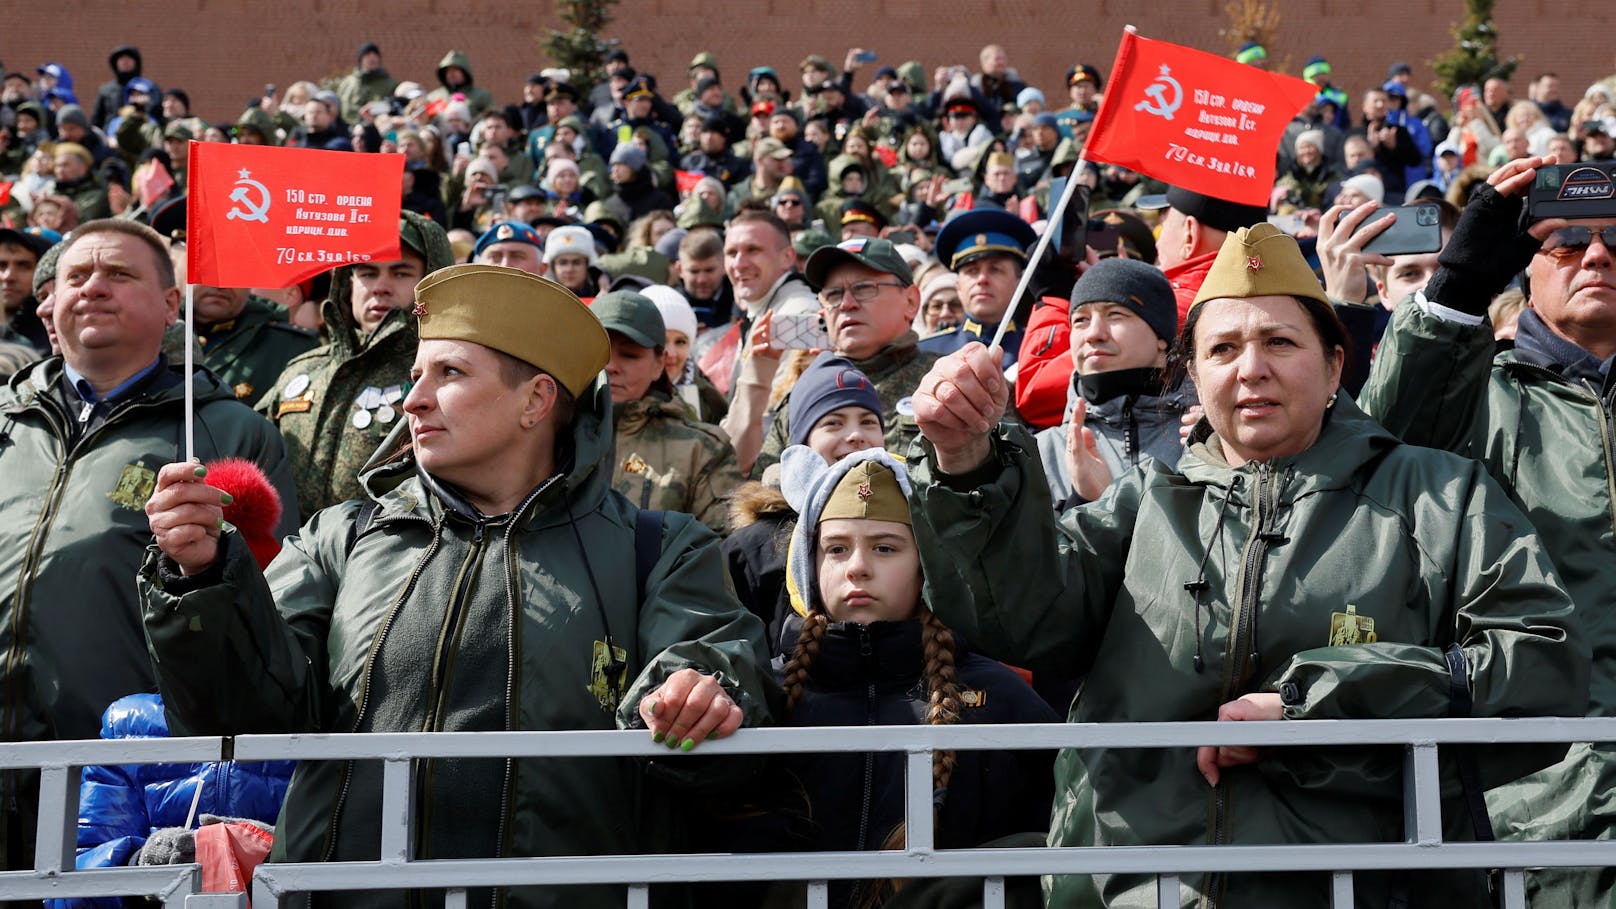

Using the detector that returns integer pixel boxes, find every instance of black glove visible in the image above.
[1424,182,1542,317]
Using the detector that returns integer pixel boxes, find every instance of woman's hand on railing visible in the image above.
[1196,692,1283,787]
[639,668,743,752]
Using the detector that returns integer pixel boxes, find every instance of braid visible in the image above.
[782,611,828,713]
[920,606,962,798]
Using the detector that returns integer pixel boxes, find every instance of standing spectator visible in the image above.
[0,226,56,352]
[1531,72,1572,132]
[91,46,156,129]
[1302,56,1349,129]
[0,220,296,868]
[769,108,827,199]
[335,42,398,124]
[970,43,1025,109]
[427,50,494,119]
[1350,87,1421,201]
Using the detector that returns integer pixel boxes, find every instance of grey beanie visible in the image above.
[609,143,647,172]
[56,104,90,131]
[1069,258,1178,343]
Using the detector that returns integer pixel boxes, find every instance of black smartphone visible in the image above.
[1351,202,1442,256]
[1085,221,1121,256]
[1529,162,1616,220]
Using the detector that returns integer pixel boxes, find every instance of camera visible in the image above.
[1529,162,1616,220]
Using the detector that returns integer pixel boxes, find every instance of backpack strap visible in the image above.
[634,509,665,604]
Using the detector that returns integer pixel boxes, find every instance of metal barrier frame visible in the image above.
[4,717,1615,908]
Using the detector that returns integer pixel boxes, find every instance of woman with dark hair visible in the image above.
[903,223,1588,907]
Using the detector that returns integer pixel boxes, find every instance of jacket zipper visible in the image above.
[1201,463,1278,909]
[1123,398,1138,466]
[414,520,490,865]
[320,514,445,863]
[856,625,877,852]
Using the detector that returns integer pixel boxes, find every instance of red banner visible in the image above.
[134,157,175,210]
[187,142,403,288]
[1082,31,1316,206]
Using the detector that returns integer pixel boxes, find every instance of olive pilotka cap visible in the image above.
[412,264,609,396]
[820,459,912,526]
[1192,222,1330,308]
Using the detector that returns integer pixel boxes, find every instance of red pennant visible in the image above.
[1082,31,1316,206]
[134,158,176,210]
[872,145,898,168]
[674,169,705,197]
[186,142,404,288]
[1018,195,1040,223]
[0,182,11,207]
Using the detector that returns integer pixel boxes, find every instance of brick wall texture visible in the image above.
[7,1,1615,125]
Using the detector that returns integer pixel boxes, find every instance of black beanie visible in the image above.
[1069,258,1178,343]
[787,355,884,446]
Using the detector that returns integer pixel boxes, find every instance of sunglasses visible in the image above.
[1539,225,1616,260]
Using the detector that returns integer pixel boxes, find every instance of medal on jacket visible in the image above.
[589,640,630,712]
[1328,604,1377,646]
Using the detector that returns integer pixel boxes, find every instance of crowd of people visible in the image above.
[1,35,1615,909]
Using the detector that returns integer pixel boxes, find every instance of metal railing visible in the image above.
[4,717,1616,908]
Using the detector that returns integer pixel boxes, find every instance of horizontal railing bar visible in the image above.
[223,717,1616,761]
[0,867,200,899]
[0,736,225,769]
[244,841,1616,890]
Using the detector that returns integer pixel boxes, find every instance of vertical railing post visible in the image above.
[379,758,414,864]
[905,749,934,854]
[33,764,79,875]
[1403,743,1443,845]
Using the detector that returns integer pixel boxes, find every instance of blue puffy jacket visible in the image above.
[47,693,295,909]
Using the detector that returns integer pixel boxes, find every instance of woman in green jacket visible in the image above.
[140,264,771,908]
[902,223,1589,908]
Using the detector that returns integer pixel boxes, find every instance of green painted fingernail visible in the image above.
[647,699,659,716]
[652,731,665,744]
[680,738,695,752]
[217,519,226,530]
[219,492,234,505]
[666,736,681,750]
[193,465,207,477]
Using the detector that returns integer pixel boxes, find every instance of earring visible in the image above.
[1327,391,1338,408]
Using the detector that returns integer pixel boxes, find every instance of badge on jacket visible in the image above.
[108,461,157,511]
[589,639,630,712]
[1328,604,1377,646]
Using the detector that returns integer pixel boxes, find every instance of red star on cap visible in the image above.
[1245,255,1263,272]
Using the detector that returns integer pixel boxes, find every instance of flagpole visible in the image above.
[183,282,194,463]
[989,156,1086,351]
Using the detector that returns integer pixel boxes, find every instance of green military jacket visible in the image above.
[752,333,938,477]
[0,358,296,862]
[336,67,399,123]
[907,399,1587,908]
[1359,303,1616,908]
[613,388,742,534]
[257,211,453,520]
[427,51,495,119]
[140,378,772,909]
[199,296,319,403]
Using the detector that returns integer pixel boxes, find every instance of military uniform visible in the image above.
[199,296,319,404]
[752,334,939,477]
[257,211,454,520]
[613,389,742,536]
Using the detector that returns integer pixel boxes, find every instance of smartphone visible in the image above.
[885,228,918,245]
[1529,162,1616,220]
[1085,221,1121,256]
[773,312,832,350]
[264,84,276,97]
[1351,202,1442,256]
[855,50,878,64]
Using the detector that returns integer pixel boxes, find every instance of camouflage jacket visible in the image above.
[256,212,454,521]
[612,389,742,534]
[199,297,318,404]
[752,333,939,477]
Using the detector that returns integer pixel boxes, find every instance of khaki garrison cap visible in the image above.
[412,264,608,396]
[820,460,912,526]
[1192,222,1329,309]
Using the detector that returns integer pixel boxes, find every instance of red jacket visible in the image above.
[1165,249,1219,329]
[1013,296,1074,431]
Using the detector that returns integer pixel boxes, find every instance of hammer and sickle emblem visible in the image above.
[1134,65,1183,121]
[226,168,272,223]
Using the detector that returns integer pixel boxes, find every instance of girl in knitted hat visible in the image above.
[770,446,1057,907]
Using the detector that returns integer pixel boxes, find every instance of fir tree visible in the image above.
[1431,0,1519,99]
[541,0,621,93]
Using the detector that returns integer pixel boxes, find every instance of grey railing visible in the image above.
[4,717,1615,908]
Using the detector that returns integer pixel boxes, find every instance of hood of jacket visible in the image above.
[1508,306,1615,394]
[435,50,477,88]
[320,210,454,359]
[107,46,142,80]
[233,107,280,146]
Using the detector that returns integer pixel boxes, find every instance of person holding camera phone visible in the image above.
[1357,154,1616,908]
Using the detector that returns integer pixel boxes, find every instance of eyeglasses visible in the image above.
[775,198,803,207]
[1538,225,1616,260]
[818,280,907,306]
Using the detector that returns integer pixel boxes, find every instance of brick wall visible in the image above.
[7,1,1614,126]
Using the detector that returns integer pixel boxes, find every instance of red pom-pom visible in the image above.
[205,457,283,569]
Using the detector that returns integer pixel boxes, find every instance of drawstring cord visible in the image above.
[564,489,627,692]
[1184,474,1241,673]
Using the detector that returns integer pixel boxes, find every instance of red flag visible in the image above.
[674,169,705,197]
[0,182,10,207]
[187,142,403,288]
[1018,195,1040,223]
[1082,31,1316,206]
[134,157,175,209]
